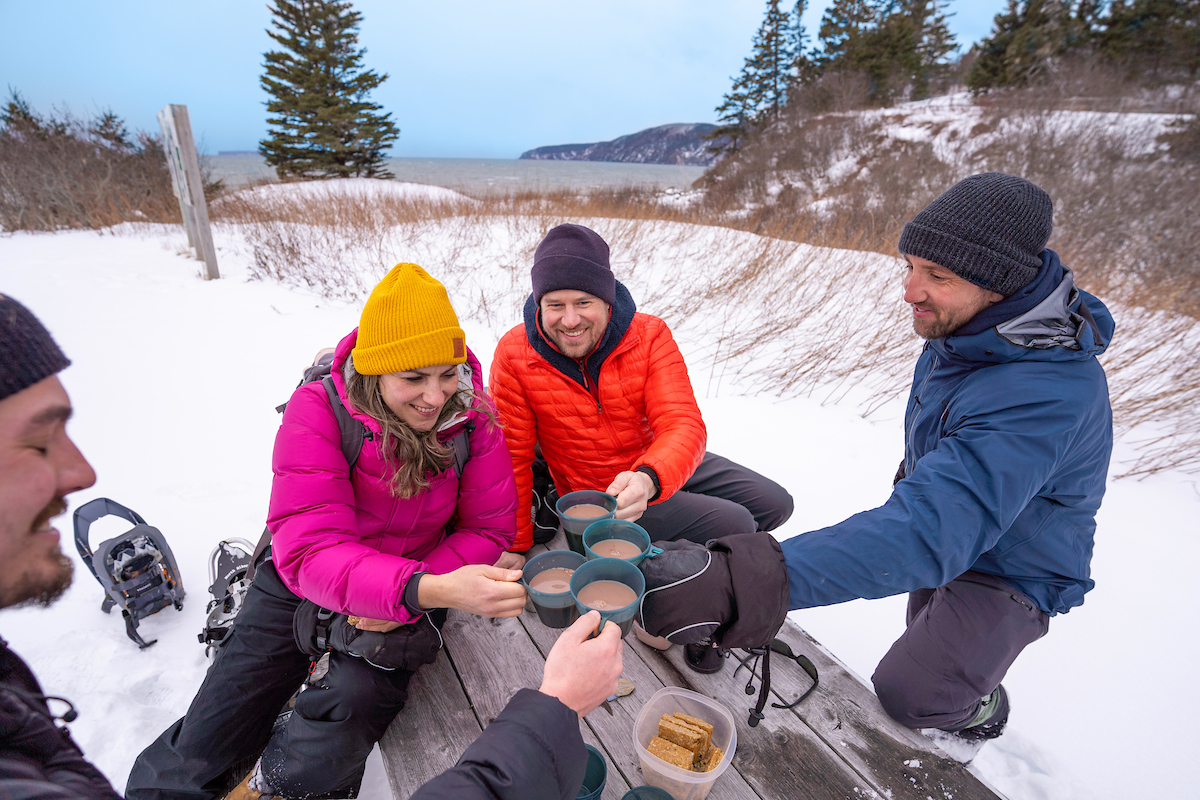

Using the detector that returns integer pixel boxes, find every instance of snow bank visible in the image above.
[1,219,1197,800]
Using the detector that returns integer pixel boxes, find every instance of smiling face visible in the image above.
[902,255,1004,340]
[539,289,611,360]
[0,376,96,609]
[379,364,460,431]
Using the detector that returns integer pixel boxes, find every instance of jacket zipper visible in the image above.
[905,352,940,476]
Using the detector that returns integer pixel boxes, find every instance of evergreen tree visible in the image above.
[1100,0,1200,75]
[705,0,798,155]
[706,66,758,156]
[966,0,1094,91]
[259,0,399,179]
[752,0,797,122]
[819,0,879,65]
[787,2,821,85]
[819,0,956,101]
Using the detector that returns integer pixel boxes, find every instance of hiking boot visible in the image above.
[955,684,1010,742]
[223,773,264,800]
[684,638,726,674]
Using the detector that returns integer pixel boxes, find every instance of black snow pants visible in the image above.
[636,452,794,545]
[871,570,1050,731]
[125,558,413,800]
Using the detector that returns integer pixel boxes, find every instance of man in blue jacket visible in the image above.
[636,173,1115,752]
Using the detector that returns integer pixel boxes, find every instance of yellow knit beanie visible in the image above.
[352,263,467,375]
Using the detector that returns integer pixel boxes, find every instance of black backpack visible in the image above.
[73,498,185,649]
[530,445,559,546]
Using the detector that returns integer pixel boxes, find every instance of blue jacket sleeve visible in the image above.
[408,689,586,800]
[781,383,1082,609]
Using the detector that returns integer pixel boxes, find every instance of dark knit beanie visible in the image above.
[898,172,1053,297]
[0,294,70,402]
[531,223,616,306]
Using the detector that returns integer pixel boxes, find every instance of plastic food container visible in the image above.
[632,687,737,800]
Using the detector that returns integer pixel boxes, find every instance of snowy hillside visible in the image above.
[1,183,1197,800]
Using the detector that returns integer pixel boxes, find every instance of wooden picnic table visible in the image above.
[379,533,1005,800]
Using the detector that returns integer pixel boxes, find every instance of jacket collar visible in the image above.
[930,250,1114,364]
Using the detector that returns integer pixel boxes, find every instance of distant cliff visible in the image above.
[519,123,724,167]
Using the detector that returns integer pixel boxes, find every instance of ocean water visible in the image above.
[208,154,707,194]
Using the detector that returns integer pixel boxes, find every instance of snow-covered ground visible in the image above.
[2,187,1198,799]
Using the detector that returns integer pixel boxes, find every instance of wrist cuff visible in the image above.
[403,572,427,616]
[635,465,661,502]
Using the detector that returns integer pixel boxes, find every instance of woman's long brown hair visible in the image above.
[343,355,471,499]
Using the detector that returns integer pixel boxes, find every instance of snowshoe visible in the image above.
[73,497,185,649]
[198,538,256,658]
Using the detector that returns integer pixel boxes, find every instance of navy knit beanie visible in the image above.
[0,294,70,402]
[531,224,616,306]
[898,173,1053,297]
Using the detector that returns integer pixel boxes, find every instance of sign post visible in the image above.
[157,104,219,280]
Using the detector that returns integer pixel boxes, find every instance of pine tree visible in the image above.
[903,0,958,98]
[818,0,956,102]
[705,66,758,155]
[259,0,399,179]
[753,0,797,122]
[819,0,879,64]
[705,0,799,155]
[1100,0,1200,76]
[966,0,1083,91]
[787,1,820,85]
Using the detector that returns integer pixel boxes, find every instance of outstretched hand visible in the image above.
[606,470,655,522]
[418,564,528,618]
[539,610,624,717]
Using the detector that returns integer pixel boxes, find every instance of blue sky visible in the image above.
[1,1,1006,159]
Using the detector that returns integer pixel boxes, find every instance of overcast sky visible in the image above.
[1,1,1006,159]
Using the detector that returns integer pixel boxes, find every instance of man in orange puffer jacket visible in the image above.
[490,224,793,669]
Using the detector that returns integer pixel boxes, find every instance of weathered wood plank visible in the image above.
[759,621,1004,800]
[379,648,484,799]
[443,610,633,800]
[519,610,762,800]
[627,636,877,800]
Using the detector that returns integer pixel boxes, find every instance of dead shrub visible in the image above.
[0,96,192,231]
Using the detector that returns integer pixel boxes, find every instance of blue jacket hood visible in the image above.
[932,249,1115,366]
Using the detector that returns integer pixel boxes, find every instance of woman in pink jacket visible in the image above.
[127,264,524,800]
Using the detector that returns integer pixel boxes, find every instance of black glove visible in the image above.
[293,600,445,672]
[329,613,444,672]
[636,532,789,649]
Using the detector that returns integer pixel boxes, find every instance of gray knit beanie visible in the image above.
[0,294,70,402]
[898,173,1053,297]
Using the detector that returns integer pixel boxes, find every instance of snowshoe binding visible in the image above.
[73,497,185,649]
[198,538,256,658]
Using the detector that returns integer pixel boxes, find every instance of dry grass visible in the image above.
[210,79,1200,477]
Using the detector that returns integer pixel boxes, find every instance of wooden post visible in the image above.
[157,104,219,280]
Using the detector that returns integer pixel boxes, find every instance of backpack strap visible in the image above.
[321,375,367,470]
[449,422,473,477]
